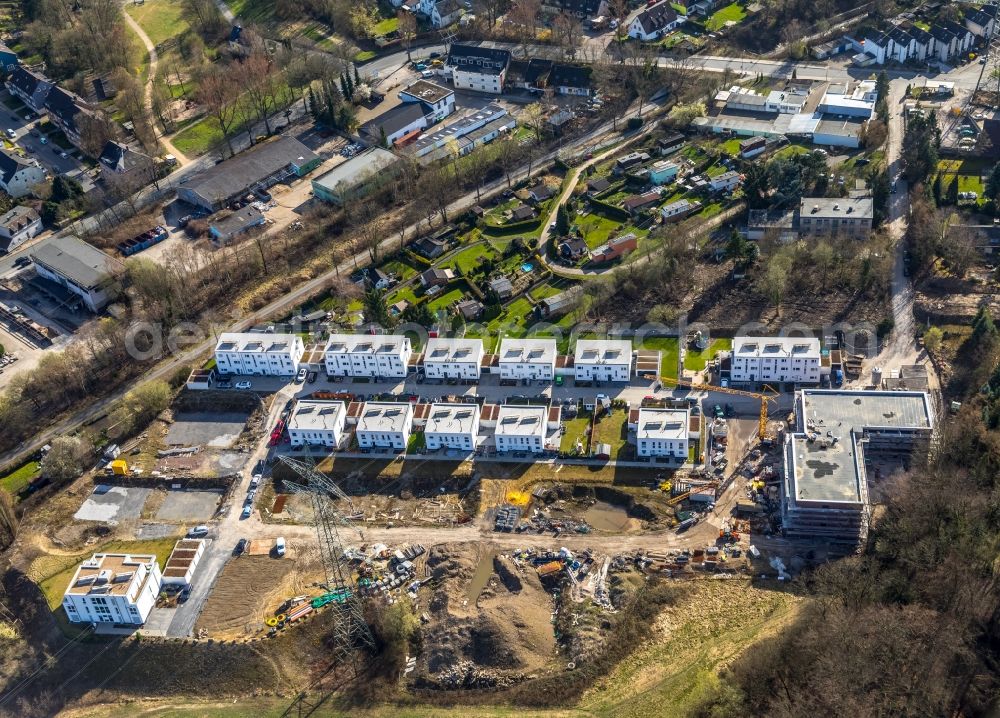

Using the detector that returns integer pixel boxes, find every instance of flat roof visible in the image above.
[400,79,454,105]
[357,402,412,434]
[216,332,300,354]
[65,553,155,597]
[424,337,485,363]
[574,339,633,366]
[814,116,865,138]
[790,390,933,504]
[289,400,346,432]
[498,337,557,365]
[636,407,688,441]
[312,147,399,192]
[325,333,409,355]
[30,235,124,290]
[733,335,820,358]
[799,196,873,220]
[495,404,547,436]
[183,136,319,203]
[425,402,480,435]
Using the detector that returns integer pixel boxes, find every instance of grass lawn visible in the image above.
[125,0,190,46]
[171,115,222,157]
[561,412,592,454]
[706,3,748,31]
[487,296,534,334]
[591,409,628,458]
[577,210,627,250]
[719,137,743,156]
[426,282,469,312]
[705,163,728,178]
[444,243,495,274]
[355,50,378,63]
[373,16,398,36]
[387,283,420,308]
[382,256,421,281]
[774,143,811,160]
[406,430,426,453]
[670,2,687,13]
[228,0,274,22]
[937,159,986,198]
[0,460,40,496]
[684,338,732,371]
[641,337,680,380]
[529,282,564,301]
[698,202,724,219]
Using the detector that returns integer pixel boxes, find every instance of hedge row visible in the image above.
[586,198,631,222]
[480,218,542,236]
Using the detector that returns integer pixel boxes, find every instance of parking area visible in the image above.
[165,412,252,448]
[73,485,152,523]
[155,489,224,522]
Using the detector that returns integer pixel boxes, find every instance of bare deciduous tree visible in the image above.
[197,66,240,156]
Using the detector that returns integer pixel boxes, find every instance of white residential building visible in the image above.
[574,339,633,382]
[356,402,413,450]
[214,332,305,376]
[498,337,557,381]
[288,400,347,447]
[445,44,511,94]
[710,171,741,192]
[494,404,548,453]
[422,337,485,379]
[324,333,412,378]
[731,336,822,385]
[424,403,480,451]
[62,553,162,626]
[635,407,689,459]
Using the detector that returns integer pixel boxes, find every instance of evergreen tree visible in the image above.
[354,64,361,86]
[340,73,350,99]
[932,172,942,205]
[986,163,1000,201]
[555,203,570,235]
[307,86,318,120]
[379,126,389,149]
[946,175,959,205]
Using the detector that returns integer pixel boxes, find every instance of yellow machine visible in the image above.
[660,377,779,442]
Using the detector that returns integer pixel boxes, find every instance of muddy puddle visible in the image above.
[583,501,633,532]
[466,548,498,604]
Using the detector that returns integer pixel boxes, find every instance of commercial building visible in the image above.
[798,197,873,239]
[287,399,347,447]
[635,407,689,459]
[360,103,430,146]
[0,148,46,198]
[29,235,125,312]
[445,44,511,94]
[424,403,480,450]
[422,337,485,379]
[311,147,401,205]
[324,333,412,378]
[208,206,266,244]
[356,402,413,450]
[817,80,877,119]
[731,336,822,385]
[498,337,557,380]
[782,390,934,543]
[178,137,321,211]
[0,205,42,254]
[574,339,633,382]
[62,553,162,626]
[214,332,305,376]
[408,103,511,160]
[494,404,548,453]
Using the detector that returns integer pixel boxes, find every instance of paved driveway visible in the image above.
[165,537,232,637]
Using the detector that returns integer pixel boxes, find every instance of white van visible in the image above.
[275,537,286,557]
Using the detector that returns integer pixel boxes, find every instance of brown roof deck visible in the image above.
[689,414,701,433]
[347,402,364,417]
[629,408,640,424]
[409,352,424,366]
[548,406,562,423]
[412,403,431,420]
[65,553,155,596]
[481,354,498,367]
[162,567,191,577]
[301,349,325,365]
[635,350,661,373]
[481,403,500,421]
[175,539,202,549]
[555,354,574,368]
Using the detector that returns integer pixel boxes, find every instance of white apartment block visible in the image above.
[424,403,480,451]
[62,553,162,626]
[574,339,633,382]
[214,332,305,376]
[356,402,413,450]
[324,334,412,378]
[498,337,557,381]
[495,404,548,453]
[635,407,689,459]
[288,400,347,447]
[731,336,822,385]
[423,337,484,379]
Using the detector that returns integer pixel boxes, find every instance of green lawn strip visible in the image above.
[683,338,732,371]
[125,0,191,47]
[444,243,495,274]
[706,3,747,31]
[591,408,628,458]
[640,337,680,380]
[560,411,593,454]
[355,50,378,63]
[0,460,40,496]
[373,16,398,35]
[718,137,742,156]
[426,281,470,312]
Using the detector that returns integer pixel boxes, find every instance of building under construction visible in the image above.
[781,390,935,544]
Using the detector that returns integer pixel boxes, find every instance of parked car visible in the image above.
[12,256,30,268]
[4,128,15,139]
[713,404,724,419]
[724,403,735,417]
[275,537,286,557]
[178,586,191,603]
[187,525,209,538]
[241,504,252,519]
[234,538,248,555]
[235,380,252,390]
[295,368,307,383]
[306,371,317,384]
[38,136,47,145]
[250,474,261,488]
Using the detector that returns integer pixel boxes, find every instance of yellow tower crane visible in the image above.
[659,377,779,442]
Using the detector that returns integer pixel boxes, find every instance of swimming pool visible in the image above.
[521,262,534,272]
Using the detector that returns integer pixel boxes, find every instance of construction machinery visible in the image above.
[660,377,779,442]
[277,456,374,667]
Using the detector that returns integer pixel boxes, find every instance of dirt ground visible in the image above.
[195,552,324,639]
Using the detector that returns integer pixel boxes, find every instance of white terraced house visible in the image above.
[287,400,347,447]
[324,334,412,378]
[731,336,822,385]
[574,339,633,382]
[422,337,484,379]
[424,403,480,451]
[494,404,548,453]
[356,402,413,450]
[497,337,557,381]
[62,553,162,626]
[635,407,689,459]
[214,332,305,376]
